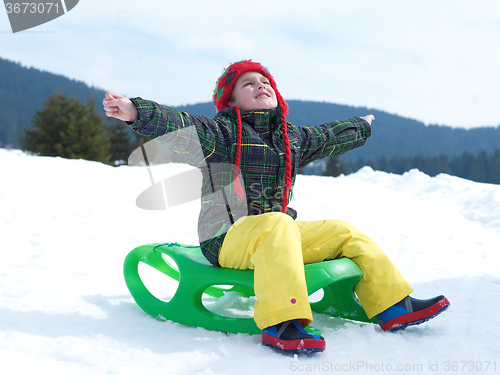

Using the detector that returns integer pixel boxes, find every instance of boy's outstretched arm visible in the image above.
[103,92,138,122]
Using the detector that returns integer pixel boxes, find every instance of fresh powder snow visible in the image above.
[1,148,499,374]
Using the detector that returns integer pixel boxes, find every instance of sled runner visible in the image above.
[123,242,376,334]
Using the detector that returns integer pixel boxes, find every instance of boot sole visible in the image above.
[262,333,326,353]
[381,296,450,332]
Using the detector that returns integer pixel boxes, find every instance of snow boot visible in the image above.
[378,295,450,332]
[262,319,326,354]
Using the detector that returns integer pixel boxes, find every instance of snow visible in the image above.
[1,148,499,374]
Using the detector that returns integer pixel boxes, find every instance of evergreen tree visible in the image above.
[324,156,346,177]
[106,118,133,165]
[131,130,150,149]
[20,92,111,164]
[468,151,488,183]
[488,150,500,184]
[375,156,391,173]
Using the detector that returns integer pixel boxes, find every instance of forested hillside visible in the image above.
[1,57,499,183]
[0,58,106,149]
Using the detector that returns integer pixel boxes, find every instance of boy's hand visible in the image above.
[360,115,375,125]
[103,92,138,122]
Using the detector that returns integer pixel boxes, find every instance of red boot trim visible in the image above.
[381,297,450,332]
[262,333,326,352]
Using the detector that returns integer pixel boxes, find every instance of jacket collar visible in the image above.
[218,107,282,134]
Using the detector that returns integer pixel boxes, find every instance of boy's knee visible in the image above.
[257,212,299,238]
[325,219,356,234]
[262,212,296,226]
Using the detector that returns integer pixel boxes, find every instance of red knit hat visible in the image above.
[213,60,292,213]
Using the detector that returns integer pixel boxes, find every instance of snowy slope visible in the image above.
[1,148,499,375]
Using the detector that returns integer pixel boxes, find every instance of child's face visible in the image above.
[228,72,278,111]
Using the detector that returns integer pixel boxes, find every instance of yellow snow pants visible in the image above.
[218,212,414,330]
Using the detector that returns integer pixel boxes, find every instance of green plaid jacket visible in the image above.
[128,98,371,266]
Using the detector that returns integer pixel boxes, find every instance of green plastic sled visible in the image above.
[123,242,376,335]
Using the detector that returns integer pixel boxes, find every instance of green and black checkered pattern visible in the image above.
[128,98,371,266]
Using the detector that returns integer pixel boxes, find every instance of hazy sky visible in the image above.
[1,0,499,128]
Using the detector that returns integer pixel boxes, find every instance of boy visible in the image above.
[103,60,449,354]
